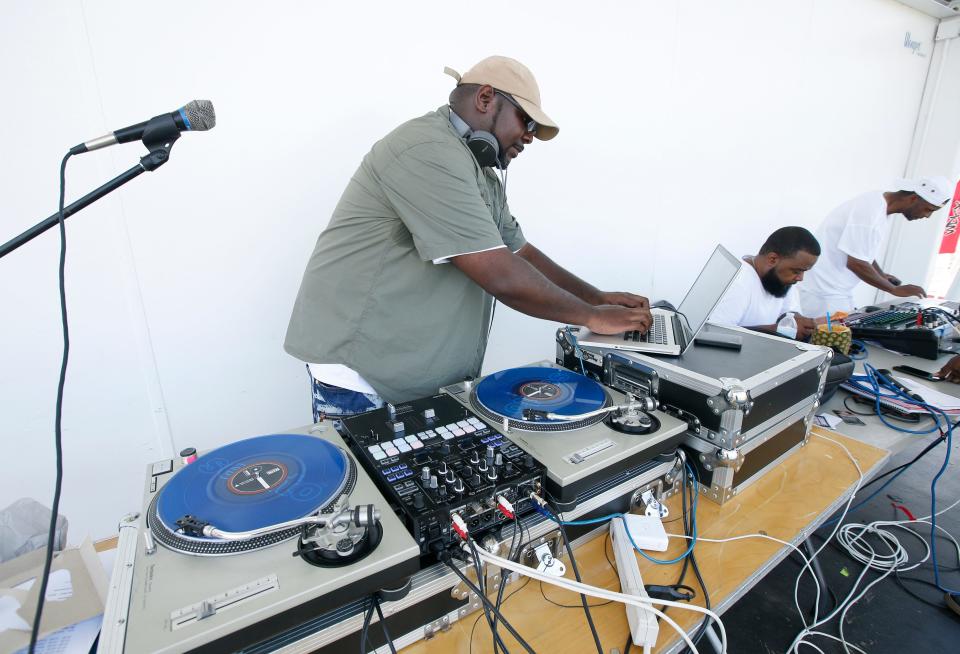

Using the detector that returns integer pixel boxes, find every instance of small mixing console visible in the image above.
[843,302,960,359]
[338,394,546,558]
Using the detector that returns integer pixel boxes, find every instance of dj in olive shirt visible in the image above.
[284,106,525,403]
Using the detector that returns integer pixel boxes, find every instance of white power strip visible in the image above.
[610,518,659,652]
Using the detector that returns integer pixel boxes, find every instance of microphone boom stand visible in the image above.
[7,112,183,654]
[0,113,181,259]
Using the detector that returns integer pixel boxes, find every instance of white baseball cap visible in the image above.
[891,176,953,206]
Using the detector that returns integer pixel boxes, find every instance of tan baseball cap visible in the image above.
[444,56,559,141]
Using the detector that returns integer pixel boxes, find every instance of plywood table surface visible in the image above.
[401,428,889,654]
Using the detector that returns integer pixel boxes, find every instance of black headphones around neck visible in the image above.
[464,127,503,169]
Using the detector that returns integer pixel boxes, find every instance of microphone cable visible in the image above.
[29,151,74,653]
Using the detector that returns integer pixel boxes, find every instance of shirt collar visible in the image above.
[448,108,471,138]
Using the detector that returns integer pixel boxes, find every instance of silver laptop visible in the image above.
[574,244,741,356]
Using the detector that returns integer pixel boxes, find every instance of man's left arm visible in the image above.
[516,243,650,310]
[873,260,901,286]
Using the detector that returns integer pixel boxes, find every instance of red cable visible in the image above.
[891,503,917,521]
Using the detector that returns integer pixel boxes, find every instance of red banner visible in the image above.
[938,178,960,254]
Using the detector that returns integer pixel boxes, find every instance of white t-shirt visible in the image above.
[308,363,379,395]
[803,191,891,298]
[709,257,803,328]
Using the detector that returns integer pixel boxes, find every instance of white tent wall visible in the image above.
[0,0,944,541]
[880,16,960,303]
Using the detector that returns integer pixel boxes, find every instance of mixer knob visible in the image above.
[440,443,452,455]
[478,460,488,473]
[487,468,497,482]
[494,453,503,466]
[421,466,430,482]
[454,478,465,493]
[423,407,436,421]
[413,493,425,509]
[470,450,480,464]
[505,463,516,476]
[471,474,482,487]
[437,461,448,475]
[445,469,455,483]
[429,475,439,490]
[523,455,535,468]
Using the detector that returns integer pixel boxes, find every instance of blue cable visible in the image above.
[836,364,960,593]
[844,364,945,435]
[629,464,699,565]
[929,424,957,594]
[896,310,960,594]
[533,507,621,526]
[849,340,869,360]
[820,458,922,527]
[822,365,950,526]
[564,327,587,376]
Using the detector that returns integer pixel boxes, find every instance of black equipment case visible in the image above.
[557,324,832,504]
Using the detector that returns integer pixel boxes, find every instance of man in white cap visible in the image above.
[799,176,953,317]
[285,56,652,415]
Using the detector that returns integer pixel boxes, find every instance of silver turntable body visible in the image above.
[441,361,688,505]
[98,426,420,654]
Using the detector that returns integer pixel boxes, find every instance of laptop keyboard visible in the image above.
[624,314,669,345]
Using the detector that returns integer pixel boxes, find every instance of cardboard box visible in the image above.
[0,538,108,653]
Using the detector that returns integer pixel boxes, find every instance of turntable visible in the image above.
[441,362,688,505]
[103,428,419,654]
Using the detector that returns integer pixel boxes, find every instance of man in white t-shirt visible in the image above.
[711,227,820,340]
[799,177,953,317]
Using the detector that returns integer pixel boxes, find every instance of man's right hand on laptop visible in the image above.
[587,305,652,335]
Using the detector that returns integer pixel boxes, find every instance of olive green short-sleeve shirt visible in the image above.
[284,106,526,402]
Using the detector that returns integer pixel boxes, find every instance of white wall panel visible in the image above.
[0,0,942,540]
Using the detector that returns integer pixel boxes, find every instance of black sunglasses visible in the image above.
[495,91,537,135]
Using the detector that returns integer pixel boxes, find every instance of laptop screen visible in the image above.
[676,245,742,350]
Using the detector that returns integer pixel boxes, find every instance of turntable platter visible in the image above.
[149,434,356,555]
[472,366,610,432]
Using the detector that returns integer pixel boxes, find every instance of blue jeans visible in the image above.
[307,366,384,423]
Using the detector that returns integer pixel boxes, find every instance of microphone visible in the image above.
[71,100,215,154]
[877,368,925,404]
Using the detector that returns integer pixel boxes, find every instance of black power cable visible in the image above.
[359,597,375,654]
[893,569,952,609]
[537,532,616,610]
[372,595,397,654]
[474,521,536,654]
[842,395,928,424]
[678,463,711,653]
[29,152,73,654]
[471,577,531,654]
[491,514,524,652]
[829,433,946,508]
[441,551,536,654]
[626,455,698,653]
[545,501,605,654]
[468,538,511,653]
